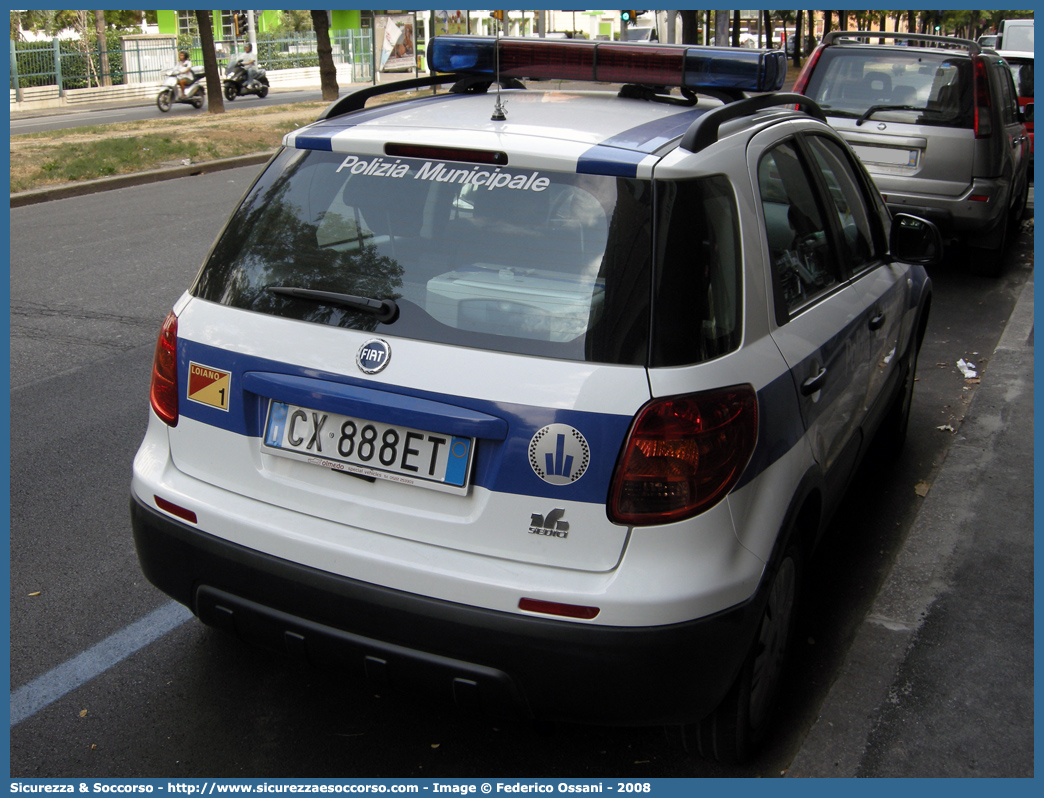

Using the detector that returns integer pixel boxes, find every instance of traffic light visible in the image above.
[490,10,505,22]
[234,11,248,37]
[621,10,637,24]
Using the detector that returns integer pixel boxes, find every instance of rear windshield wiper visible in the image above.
[266,286,399,323]
[856,104,922,126]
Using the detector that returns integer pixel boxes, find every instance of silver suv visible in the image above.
[794,31,1031,275]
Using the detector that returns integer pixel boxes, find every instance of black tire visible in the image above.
[258,84,269,99]
[224,83,237,101]
[156,89,173,112]
[1009,177,1029,229]
[692,544,800,764]
[880,340,920,459]
[190,95,204,109]
[971,209,1009,278]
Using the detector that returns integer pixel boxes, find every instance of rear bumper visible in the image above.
[881,176,1014,243]
[131,494,762,726]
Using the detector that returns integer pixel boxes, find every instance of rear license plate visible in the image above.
[851,144,919,168]
[262,401,474,493]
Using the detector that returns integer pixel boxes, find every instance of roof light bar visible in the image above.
[428,36,786,94]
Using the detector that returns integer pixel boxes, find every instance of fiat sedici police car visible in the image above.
[131,36,939,762]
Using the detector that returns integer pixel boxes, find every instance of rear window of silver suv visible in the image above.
[804,49,974,129]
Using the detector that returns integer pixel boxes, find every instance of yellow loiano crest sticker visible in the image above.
[187,362,231,411]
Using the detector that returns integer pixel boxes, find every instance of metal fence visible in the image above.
[10,30,374,100]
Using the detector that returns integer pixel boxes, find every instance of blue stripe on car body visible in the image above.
[595,108,706,152]
[175,337,808,508]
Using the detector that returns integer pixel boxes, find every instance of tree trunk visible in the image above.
[679,10,699,44]
[839,10,848,31]
[311,10,339,102]
[94,10,111,87]
[794,10,804,67]
[196,10,224,114]
[732,10,741,47]
[823,10,833,35]
[763,11,773,50]
[714,10,729,47]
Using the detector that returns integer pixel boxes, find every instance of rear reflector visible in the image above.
[519,598,600,620]
[154,496,197,524]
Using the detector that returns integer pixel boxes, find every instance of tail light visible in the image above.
[790,46,824,95]
[150,311,179,427]
[972,56,992,139]
[608,386,758,526]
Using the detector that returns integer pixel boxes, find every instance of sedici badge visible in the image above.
[187,362,231,411]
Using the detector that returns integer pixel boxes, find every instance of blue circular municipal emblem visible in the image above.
[528,424,590,485]
[356,338,391,374]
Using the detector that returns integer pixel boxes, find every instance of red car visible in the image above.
[998,50,1034,160]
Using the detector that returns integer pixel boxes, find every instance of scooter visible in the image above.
[223,63,269,101]
[157,65,206,111]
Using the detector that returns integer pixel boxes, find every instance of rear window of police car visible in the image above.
[193,148,741,367]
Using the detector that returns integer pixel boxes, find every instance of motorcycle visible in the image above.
[223,62,269,101]
[157,65,206,112]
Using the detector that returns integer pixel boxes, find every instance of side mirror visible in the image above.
[1021,102,1034,123]
[890,213,942,266]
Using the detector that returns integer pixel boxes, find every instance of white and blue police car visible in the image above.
[131,35,939,763]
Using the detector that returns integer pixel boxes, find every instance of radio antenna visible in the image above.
[491,15,507,121]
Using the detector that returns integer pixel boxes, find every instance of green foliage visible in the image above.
[17,134,202,189]
[274,11,314,33]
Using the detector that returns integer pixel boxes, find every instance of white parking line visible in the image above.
[10,601,193,727]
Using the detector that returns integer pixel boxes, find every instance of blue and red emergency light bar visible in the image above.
[427,35,787,93]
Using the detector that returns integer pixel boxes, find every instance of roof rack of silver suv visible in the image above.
[823,30,982,54]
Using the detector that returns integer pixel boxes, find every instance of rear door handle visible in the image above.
[801,367,828,396]
[869,311,886,331]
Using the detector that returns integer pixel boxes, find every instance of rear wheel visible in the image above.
[1009,177,1029,229]
[258,84,269,99]
[691,544,800,764]
[881,316,926,458]
[156,89,172,112]
[224,83,237,101]
[971,209,1009,277]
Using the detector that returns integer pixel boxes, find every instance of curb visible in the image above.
[10,151,276,208]
[786,273,1034,777]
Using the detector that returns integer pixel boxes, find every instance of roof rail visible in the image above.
[316,73,526,120]
[823,30,981,55]
[679,92,826,154]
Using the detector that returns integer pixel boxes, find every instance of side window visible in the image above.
[758,141,839,317]
[995,62,1018,125]
[805,135,877,275]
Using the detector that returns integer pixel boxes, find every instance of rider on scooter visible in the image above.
[231,43,260,90]
[174,51,192,99]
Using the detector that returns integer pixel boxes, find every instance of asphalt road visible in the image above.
[8,165,1033,778]
[10,88,329,135]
